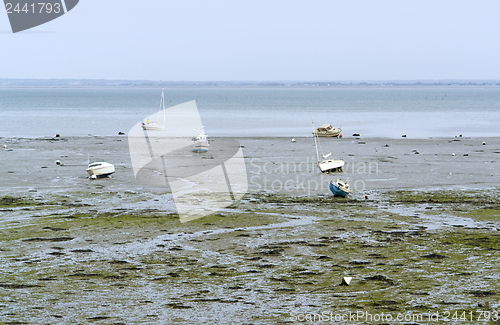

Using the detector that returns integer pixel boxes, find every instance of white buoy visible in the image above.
[482,141,486,145]
[341,276,352,286]
[3,145,6,148]
[291,138,296,142]
[55,160,61,165]
[452,153,455,156]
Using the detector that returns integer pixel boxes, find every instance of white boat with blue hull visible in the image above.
[86,160,115,178]
[192,127,209,153]
[329,179,350,197]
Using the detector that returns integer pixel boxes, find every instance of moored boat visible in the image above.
[192,129,209,153]
[329,179,350,197]
[86,160,115,178]
[313,124,342,137]
[142,88,166,131]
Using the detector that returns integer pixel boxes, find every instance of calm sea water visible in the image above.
[0,87,499,138]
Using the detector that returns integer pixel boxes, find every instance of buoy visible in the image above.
[452,153,455,156]
[291,138,296,142]
[3,145,6,148]
[365,195,369,200]
[339,134,343,138]
[55,134,60,138]
[459,134,462,137]
[55,160,61,165]
[384,144,389,147]
[482,141,486,145]
[341,276,352,286]
[402,134,406,138]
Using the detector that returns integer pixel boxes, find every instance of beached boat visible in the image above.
[311,114,345,173]
[192,127,209,153]
[142,88,166,131]
[313,124,342,137]
[329,179,350,197]
[86,160,115,178]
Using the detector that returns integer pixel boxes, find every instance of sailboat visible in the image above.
[142,88,166,131]
[311,113,344,173]
[192,126,209,153]
[329,179,350,197]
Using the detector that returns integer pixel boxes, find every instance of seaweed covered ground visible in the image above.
[1,189,499,324]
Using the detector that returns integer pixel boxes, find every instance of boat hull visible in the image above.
[313,127,342,137]
[329,181,349,197]
[86,164,115,177]
[142,123,165,131]
[318,159,344,173]
[192,141,209,153]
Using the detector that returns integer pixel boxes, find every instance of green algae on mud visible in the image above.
[388,189,500,204]
[0,196,41,208]
[1,190,500,324]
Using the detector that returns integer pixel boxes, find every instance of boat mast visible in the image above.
[160,88,165,125]
[311,112,320,162]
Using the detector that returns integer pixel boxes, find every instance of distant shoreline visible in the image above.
[1,78,500,88]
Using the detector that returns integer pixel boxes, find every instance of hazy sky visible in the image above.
[1,0,499,81]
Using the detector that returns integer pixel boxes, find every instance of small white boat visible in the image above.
[192,127,209,153]
[311,114,345,173]
[329,179,350,197]
[86,160,115,178]
[318,158,344,173]
[142,88,166,131]
[313,124,342,137]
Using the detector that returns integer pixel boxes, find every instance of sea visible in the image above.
[1,86,499,138]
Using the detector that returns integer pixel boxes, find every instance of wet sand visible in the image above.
[0,135,499,324]
[1,135,499,194]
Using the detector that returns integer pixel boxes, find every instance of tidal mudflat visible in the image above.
[1,136,499,324]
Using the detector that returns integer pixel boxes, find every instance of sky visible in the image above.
[1,0,500,81]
